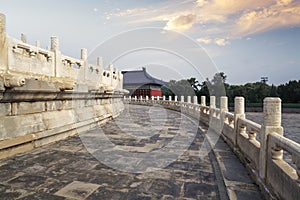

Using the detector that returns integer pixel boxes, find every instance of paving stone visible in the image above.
[55,181,100,200]
[86,187,128,200]
[148,179,181,197]
[8,174,47,190]
[0,191,22,200]
[19,193,65,200]
[184,182,218,199]
[0,104,264,199]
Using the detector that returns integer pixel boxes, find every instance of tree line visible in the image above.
[162,73,300,104]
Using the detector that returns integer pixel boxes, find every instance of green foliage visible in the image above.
[162,79,196,97]
[277,80,300,103]
[163,72,300,104]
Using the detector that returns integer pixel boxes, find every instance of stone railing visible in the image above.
[0,13,124,93]
[125,95,300,200]
[0,13,127,159]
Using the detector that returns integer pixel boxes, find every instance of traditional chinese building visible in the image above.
[122,67,166,97]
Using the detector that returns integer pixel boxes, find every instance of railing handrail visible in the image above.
[237,117,262,133]
[269,132,300,161]
[0,14,124,92]
[125,95,300,199]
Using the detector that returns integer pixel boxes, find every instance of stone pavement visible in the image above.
[0,104,263,199]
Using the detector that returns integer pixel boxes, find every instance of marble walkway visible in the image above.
[0,104,263,200]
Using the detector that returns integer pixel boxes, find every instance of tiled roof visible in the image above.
[122,68,166,86]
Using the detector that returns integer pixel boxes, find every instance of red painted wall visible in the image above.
[150,90,162,97]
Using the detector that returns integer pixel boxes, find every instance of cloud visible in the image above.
[197,0,274,15]
[197,37,230,46]
[197,0,208,7]
[277,0,293,6]
[215,38,230,46]
[164,14,197,32]
[235,2,300,37]
[197,37,212,44]
[106,0,300,39]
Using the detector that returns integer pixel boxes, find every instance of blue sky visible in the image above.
[1,0,300,85]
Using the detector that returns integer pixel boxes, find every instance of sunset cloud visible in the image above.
[196,0,208,7]
[215,38,230,46]
[196,37,212,44]
[164,14,197,32]
[235,1,300,37]
[197,0,274,15]
[107,0,300,44]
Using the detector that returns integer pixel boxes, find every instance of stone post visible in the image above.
[151,96,154,100]
[220,96,228,132]
[201,96,206,106]
[193,96,198,104]
[140,96,143,100]
[0,13,5,38]
[108,64,113,71]
[181,96,184,102]
[36,40,40,48]
[97,57,103,69]
[157,96,160,100]
[234,97,245,146]
[220,96,228,112]
[146,96,149,101]
[134,96,137,101]
[209,96,216,120]
[259,98,283,180]
[51,36,60,77]
[96,56,103,89]
[21,33,27,43]
[108,64,114,87]
[169,96,172,101]
[0,13,8,70]
[119,70,123,89]
[80,48,88,84]
[51,36,59,52]
[210,96,216,108]
[163,96,166,101]
[81,48,87,60]
[187,96,191,103]
[174,96,178,102]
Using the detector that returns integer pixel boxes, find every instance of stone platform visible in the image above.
[0,105,263,199]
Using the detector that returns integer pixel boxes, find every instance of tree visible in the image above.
[278,80,300,103]
[163,73,299,104]
[187,77,200,92]
[162,79,196,98]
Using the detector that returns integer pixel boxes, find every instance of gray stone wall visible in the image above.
[0,13,127,159]
[0,78,125,159]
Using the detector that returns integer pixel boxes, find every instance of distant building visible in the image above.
[122,67,166,97]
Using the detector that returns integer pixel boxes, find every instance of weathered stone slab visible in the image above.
[74,84,88,92]
[7,79,60,92]
[55,181,100,200]
[45,101,63,111]
[42,110,75,129]
[12,101,45,115]
[62,100,73,110]
[34,129,77,148]
[0,113,45,140]
[0,142,34,159]
[0,134,35,150]
[93,104,108,117]
[74,106,95,122]
[0,103,11,117]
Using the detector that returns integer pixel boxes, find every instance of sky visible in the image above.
[0,0,300,85]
